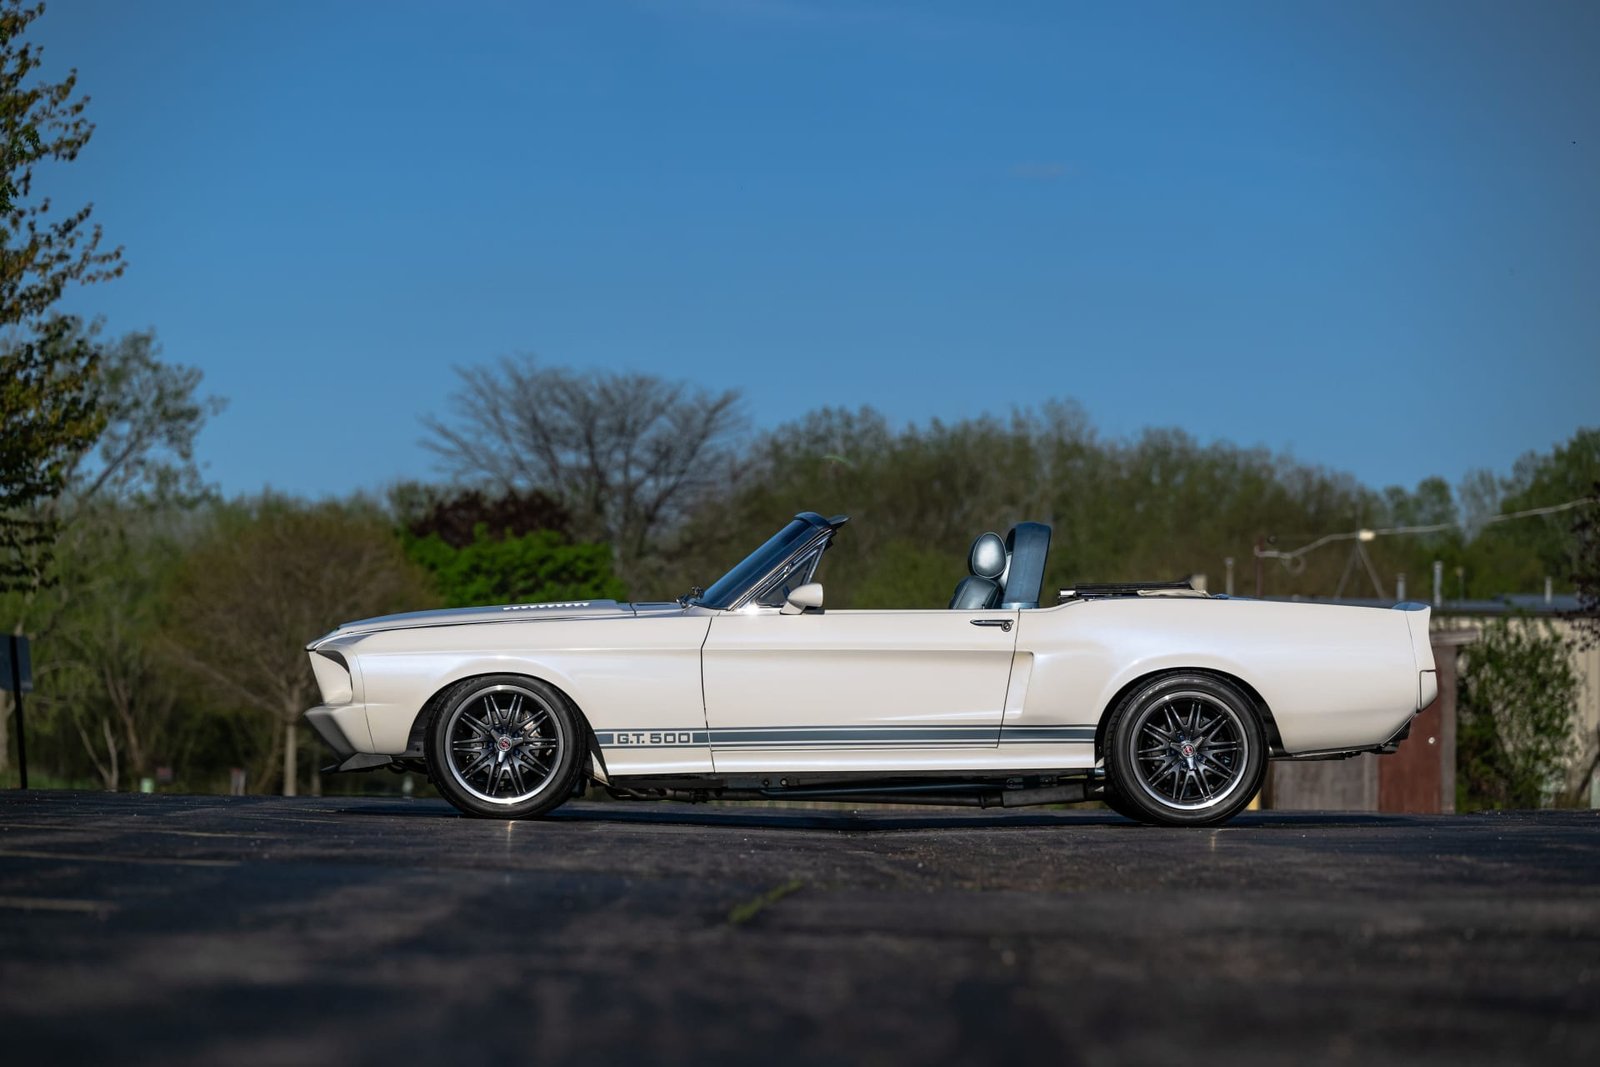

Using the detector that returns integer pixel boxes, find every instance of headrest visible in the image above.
[968,532,1006,580]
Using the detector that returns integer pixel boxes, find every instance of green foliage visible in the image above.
[1457,618,1581,811]
[667,403,1390,607]
[848,539,960,610]
[163,495,437,795]
[1447,429,1600,598]
[0,316,103,591]
[0,0,127,591]
[31,507,186,789]
[1,322,221,599]
[0,0,124,321]
[660,413,1599,610]
[403,525,626,608]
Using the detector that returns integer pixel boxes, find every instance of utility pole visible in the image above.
[1254,537,1264,597]
[3,636,30,790]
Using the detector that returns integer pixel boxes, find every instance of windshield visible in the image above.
[697,518,818,609]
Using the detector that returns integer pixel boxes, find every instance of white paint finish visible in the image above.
[306,594,1429,778]
[701,609,1019,761]
[305,702,374,754]
[308,652,353,706]
[1013,598,1424,752]
[346,612,715,774]
[1002,652,1034,722]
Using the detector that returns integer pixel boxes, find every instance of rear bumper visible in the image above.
[304,703,374,758]
[1277,713,1417,762]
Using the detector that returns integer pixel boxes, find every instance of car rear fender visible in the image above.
[1396,602,1438,709]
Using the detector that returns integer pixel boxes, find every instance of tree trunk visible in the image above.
[282,718,298,797]
[1560,732,1600,808]
[102,719,120,792]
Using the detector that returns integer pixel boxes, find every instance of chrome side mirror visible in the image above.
[781,583,824,615]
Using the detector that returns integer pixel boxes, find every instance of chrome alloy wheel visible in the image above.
[443,684,566,806]
[1129,691,1250,812]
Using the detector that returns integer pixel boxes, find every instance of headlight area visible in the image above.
[310,648,354,705]
[305,647,377,762]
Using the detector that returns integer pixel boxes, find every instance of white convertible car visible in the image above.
[306,512,1437,826]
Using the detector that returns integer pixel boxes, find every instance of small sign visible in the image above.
[2,635,32,694]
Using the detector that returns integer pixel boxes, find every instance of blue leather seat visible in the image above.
[949,532,1006,609]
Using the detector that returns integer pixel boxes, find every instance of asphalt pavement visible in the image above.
[1,790,1597,1065]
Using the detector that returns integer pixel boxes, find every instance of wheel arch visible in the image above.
[1093,667,1283,759]
[407,670,609,781]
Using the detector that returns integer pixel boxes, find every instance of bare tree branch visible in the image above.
[420,356,744,591]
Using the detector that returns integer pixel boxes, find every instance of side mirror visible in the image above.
[781,583,824,615]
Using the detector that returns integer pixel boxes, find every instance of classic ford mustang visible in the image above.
[305,512,1437,826]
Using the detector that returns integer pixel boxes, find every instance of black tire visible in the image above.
[1099,783,1145,822]
[1102,672,1266,827]
[426,674,586,819]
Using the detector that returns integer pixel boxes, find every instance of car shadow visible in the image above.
[320,797,1430,833]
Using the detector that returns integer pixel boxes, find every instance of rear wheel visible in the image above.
[1103,673,1265,827]
[1099,782,1144,822]
[426,675,584,819]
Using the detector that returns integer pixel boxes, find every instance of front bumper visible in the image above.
[304,703,374,759]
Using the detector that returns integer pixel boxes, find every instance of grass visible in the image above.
[727,878,805,926]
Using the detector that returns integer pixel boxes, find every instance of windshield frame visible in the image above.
[695,512,839,610]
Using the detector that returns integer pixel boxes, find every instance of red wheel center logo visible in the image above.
[497,736,512,752]
[1181,743,1195,758]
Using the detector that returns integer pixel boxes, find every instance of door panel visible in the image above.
[701,609,1019,760]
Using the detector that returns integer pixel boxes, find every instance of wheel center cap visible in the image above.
[1180,742,1196,758]
[496,736,513,753]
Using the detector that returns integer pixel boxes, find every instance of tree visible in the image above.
[164,498,436,796]
[663,401,1388,609]
[392,482,572,547]
[1463,429,1600,597]
[0,315,102,591]
[1456,617,1581,810]
[421,357,744,592]
[0,0,124,588]
[403,526,625,608]
[0,0,121,308]
[0,328,222,775]
[40,511,183,790]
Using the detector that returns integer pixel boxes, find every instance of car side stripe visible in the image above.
[592,725,1095,748]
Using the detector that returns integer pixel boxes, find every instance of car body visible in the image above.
[305,512,1437,826]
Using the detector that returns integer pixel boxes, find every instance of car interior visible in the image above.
[948,523,1052,610]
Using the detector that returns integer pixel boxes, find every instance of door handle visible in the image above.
[970,618,1013,632]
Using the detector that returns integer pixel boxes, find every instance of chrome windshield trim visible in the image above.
[727,527,836,611]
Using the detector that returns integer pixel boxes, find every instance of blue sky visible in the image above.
[33,0,1600,499]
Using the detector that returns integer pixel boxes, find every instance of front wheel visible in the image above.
[426,675,585,818]
[1103,673,1266,827]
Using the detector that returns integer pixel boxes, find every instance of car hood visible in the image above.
[309,599,658,647]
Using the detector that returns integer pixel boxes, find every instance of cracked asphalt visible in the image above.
[1,791,1597,1065]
